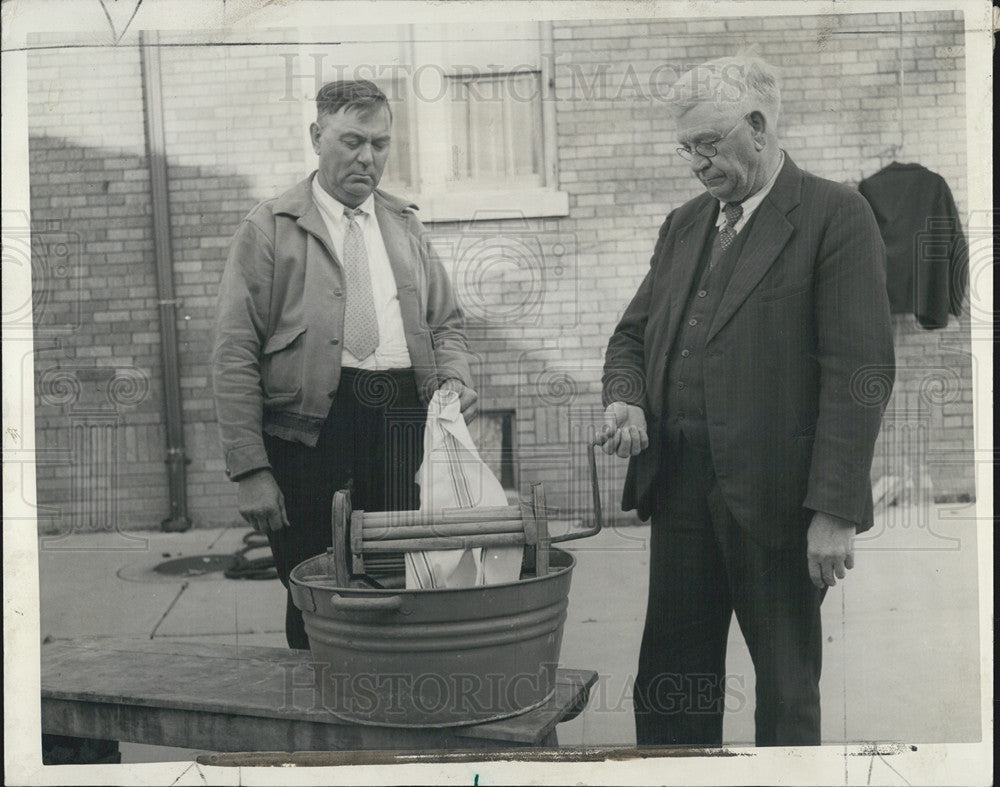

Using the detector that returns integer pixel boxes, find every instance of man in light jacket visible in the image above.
[213,80,477,648]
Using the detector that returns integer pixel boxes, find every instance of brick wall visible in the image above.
[28,37,171,534]
[466,10,974,514]
[156,29,305,525]
[522,10,974,513]
[28,30,307,532]
[27,11,974,534]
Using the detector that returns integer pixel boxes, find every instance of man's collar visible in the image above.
[311,175,375,218]
[717,149,785,222]
[273,172,419,219]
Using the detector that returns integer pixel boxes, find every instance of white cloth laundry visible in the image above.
[405,389,523,589]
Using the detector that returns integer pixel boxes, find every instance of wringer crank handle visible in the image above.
[549,439,604,543]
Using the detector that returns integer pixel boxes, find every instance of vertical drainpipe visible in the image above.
[139,30,191,531]
[896,12,905,152]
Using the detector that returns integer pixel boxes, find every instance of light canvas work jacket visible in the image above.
[212,175,473,481]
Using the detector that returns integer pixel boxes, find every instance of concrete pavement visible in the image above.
[36,501,983,761]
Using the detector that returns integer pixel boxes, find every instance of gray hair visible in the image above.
[665,55,781,130]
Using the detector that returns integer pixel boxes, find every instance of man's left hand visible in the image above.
[806,511,856,589]
[440,378,479,422]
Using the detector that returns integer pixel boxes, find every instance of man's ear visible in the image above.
[747,111,768,149]
[309,121,321,154]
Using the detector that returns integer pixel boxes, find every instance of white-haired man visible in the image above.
[600,56,894,746]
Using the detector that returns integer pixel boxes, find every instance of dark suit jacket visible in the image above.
[858,161,968,328]
[603,155,895,548]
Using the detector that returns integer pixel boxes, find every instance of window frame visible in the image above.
[298,22,567,223]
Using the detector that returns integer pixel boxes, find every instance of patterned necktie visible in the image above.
[711,202,744,269]
[718,202,744,250]
[341,207,380,360]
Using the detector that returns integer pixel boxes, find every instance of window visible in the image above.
[449,72,543,188]
[474,409,517,492]
[379,85,414,188]
[294,22,567,221]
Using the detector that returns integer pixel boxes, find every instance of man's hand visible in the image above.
[440,378,479,422]
[806,511,856,589]
[596,401,649,458]
[237,469,290,532]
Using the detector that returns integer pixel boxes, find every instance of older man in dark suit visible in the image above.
[599,56,894,746]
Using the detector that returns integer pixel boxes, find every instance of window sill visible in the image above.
[394,187,569,223]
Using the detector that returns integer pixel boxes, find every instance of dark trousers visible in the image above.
[263,368,426,649]
[634,433,825,747]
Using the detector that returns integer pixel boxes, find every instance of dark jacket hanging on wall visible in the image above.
[858,162,968,329]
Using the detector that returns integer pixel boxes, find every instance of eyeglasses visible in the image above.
[676,116,746,161]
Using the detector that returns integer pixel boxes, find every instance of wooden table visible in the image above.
[41,639,598,753]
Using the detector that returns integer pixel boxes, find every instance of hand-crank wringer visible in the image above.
[325,439,605,589]
[288,440,606,727]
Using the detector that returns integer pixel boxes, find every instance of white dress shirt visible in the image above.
[715,150,785,235]
[311,176,411,369]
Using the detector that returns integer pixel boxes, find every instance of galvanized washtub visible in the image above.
[289,547,575,727]
[288,442,602,728]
